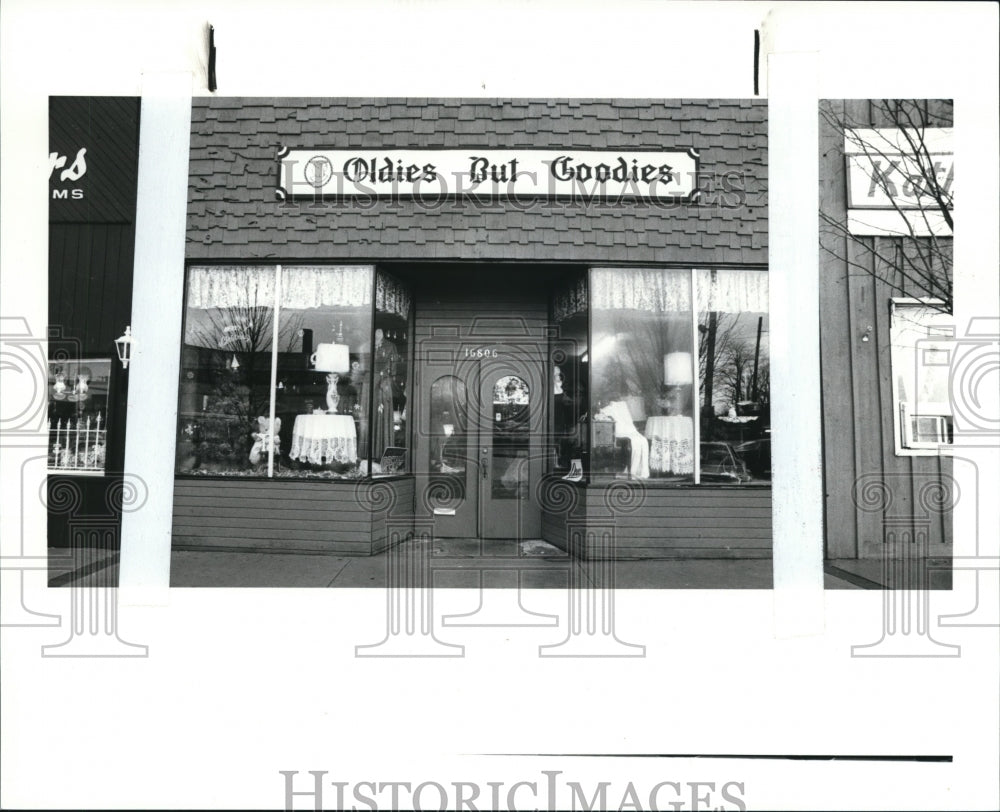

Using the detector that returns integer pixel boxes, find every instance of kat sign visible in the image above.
[276,148,700,201]
[845,127,953,236]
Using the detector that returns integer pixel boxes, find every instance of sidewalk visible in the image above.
[51,538,876,589]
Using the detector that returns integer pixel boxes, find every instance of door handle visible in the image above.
[481,447,489,480]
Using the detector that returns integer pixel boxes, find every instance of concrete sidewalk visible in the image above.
[50,538,876,589]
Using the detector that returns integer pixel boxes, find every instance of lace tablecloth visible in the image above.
[289,414,357,465]
[645,415,694,475]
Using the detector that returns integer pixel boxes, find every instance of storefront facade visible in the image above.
[818,99,954,562]
[47,97,140,551]
[170,98,770,559]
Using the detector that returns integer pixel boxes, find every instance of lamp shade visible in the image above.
[664,352,693,386]
[311,342,350,373]
[114,326,134,369]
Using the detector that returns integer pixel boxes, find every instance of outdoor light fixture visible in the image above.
[114,326,134,369]
[230,354,240,371]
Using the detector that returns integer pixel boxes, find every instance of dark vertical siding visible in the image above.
[49,223,136,355]
[48,98,140,553]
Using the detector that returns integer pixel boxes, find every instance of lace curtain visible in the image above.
[187,265,277,309]
[186,265,376,310]
[591,268,692,312]
[696,269,768,312]
[376,271,411,319]
[553,276,588,322]
[589,268,768,313]
[282,266,373,309]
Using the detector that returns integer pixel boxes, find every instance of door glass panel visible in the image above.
[491,375,530,499]
[429,375,469,508]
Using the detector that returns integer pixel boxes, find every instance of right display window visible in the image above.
[588,267,770,485]
[696,269,770,484]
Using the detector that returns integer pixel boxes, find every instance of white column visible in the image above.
[768,50,826,636]
[118,72,192,602]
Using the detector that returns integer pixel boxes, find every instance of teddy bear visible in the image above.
[249,415,281,466]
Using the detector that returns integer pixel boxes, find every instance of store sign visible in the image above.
[50,148,88,198]
[49,97,140,223]
[276,148,700,201]
[845,127,953,236]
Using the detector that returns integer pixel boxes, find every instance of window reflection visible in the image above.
[550,273,588,475]
[372,270,412,475]
[177,264,381,479]
[697,269,770,483]
[429,375,468,505]
[276,266,372,479]
[591,268,694,481]
[492,375,530,499]
[177,265,276,476]
[47,358,111,474]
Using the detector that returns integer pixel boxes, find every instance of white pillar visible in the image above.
[768,50,826,636]
[118,72,192,602]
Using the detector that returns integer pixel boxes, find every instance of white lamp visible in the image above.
[311,342,350,373]
[664,351,694,386]
[114,326,134,369]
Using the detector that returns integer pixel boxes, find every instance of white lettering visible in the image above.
[61,147,87,181]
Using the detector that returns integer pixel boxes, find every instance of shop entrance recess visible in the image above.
[411,270,551,541]
[416,331,546,540]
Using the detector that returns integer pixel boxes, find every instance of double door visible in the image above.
[416,340,545,540]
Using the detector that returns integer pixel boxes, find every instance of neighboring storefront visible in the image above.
[818,99,954,562]
[47,97,140,550]
[165,98,771,558]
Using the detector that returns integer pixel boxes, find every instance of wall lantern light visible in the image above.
[114,326,134,369]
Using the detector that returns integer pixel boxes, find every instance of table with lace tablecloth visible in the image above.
[289,414,357,465]
[644,415,694,475]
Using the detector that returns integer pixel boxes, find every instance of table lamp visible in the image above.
[664,351,694,386]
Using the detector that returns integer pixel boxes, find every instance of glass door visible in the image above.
[478,361,544,539]
[417,357,480,538]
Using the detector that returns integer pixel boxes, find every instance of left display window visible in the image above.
[47,358,112,474]
[177,264,376,479]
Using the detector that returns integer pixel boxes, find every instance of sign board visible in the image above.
[276,148,700,201]
[845,127,953,236]
[49,97,140,223]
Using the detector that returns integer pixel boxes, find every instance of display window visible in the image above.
[697,269,770,483]
[890,300,954,453]
[550,273,589,476]
[177,264,413,479]
[550,267,770,484]
[47,358,112,474]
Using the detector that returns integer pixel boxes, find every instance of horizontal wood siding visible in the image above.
[583,486,772,559]
[372,477,416,554]
[172,478,419,554]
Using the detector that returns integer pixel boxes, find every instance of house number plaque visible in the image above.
[464,347,499,358]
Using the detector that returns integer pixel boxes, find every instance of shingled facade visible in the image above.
[186,98,767,264]
[174,98,772,561]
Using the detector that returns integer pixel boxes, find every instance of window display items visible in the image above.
[373,327,401,460]
[248,416,281,466]
[647,351,695,476]
[596,399,651,479]
[46,359,111,474]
